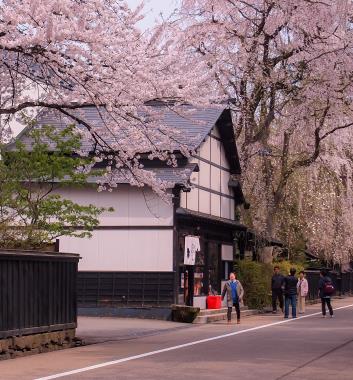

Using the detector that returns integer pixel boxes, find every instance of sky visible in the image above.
[126,0,180,29]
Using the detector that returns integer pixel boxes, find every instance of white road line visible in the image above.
[35,303,353,380]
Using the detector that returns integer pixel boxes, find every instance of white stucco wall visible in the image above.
[56,185,174,271]
[59,229,173,271]
[57,185,173,226]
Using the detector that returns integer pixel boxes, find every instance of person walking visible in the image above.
[318,269,334,318]
[297,270,309,314]
[283,268,298,319]
[271,266,284,313]
[221,272,244,324]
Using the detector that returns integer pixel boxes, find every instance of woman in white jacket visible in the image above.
[297,271,309,314]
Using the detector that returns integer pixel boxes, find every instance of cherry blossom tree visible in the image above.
[0,0,210,197]
[176,0,353,261]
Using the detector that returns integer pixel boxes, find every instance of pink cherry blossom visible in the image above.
[177,0,353,261]
[0,0,210,198]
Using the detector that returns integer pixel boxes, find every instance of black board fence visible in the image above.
[305,270,353,300]
[0,249,79,339]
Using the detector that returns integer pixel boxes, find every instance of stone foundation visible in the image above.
[0,329,81,360]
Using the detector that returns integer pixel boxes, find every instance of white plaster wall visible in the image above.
[221,196,231,219]
[199,189,211,214]
[186,187,199,211]
[210,137,221,165]
[199,161,211,188]
[211,193,221,217]
[56,185,173,226]
[210,166,221,192]
[221,170,231,196]
[199,137,211,160]
[59,229,173,271]
[190,170,199,185]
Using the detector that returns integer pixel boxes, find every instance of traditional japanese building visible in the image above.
[14,104,247,317]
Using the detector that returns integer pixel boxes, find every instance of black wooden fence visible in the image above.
[305,270,353,300]
[0,250,79,339]
[77,271,174,308]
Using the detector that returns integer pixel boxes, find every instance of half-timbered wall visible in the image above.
[180,127,235,220]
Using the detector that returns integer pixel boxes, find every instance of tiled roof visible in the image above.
[10,104,224,187]
[14,105,225,152]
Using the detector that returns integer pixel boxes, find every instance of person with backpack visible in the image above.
[297,270,309,314]
[283,268,298,319]
[318,269,334,318]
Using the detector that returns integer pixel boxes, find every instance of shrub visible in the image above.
[236,260,273,309]
[236,260,305,309]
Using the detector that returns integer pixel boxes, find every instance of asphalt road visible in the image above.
[1,298,353,380]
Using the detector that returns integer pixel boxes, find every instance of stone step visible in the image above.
[198,306,248,316]
[193,309,259,324]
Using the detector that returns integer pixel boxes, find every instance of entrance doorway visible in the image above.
[178,236,222,305]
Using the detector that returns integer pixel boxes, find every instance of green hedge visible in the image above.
[235,260,305,309]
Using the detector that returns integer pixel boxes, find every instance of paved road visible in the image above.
[1,298,353,380]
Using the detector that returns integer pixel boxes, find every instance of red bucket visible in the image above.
[207,295,222,309]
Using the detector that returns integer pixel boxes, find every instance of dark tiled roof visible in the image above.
[10,105,226,187]
[14,105,224,152]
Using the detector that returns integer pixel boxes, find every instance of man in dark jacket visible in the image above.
[318,269,334,318]
[284,268,298,318]
[271,266,284,313]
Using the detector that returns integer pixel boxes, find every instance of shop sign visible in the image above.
[184,235,200,265]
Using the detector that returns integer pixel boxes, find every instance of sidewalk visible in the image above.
[76,296,353,344]
[76,317,192,345]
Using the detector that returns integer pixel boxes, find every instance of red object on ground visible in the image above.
[207,295,222,309]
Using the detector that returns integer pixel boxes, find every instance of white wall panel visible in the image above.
[199,137,211,160]
[220,169,230,196]
[221,196,231,220]
[210,137,221,165]
[128,187,170,226]
[210,166,221,192]
[190,170,199,185]
[61,232,100,270]
[211,193,221,217]
[59,229,173,271]
[199,161,210,188]
[186,187,199,211]
[127,230,172,271]
[56,186,173,226]
[98,231,129,270]
[199,189,211,214]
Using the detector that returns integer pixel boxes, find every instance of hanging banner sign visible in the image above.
[184,236,200,265]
